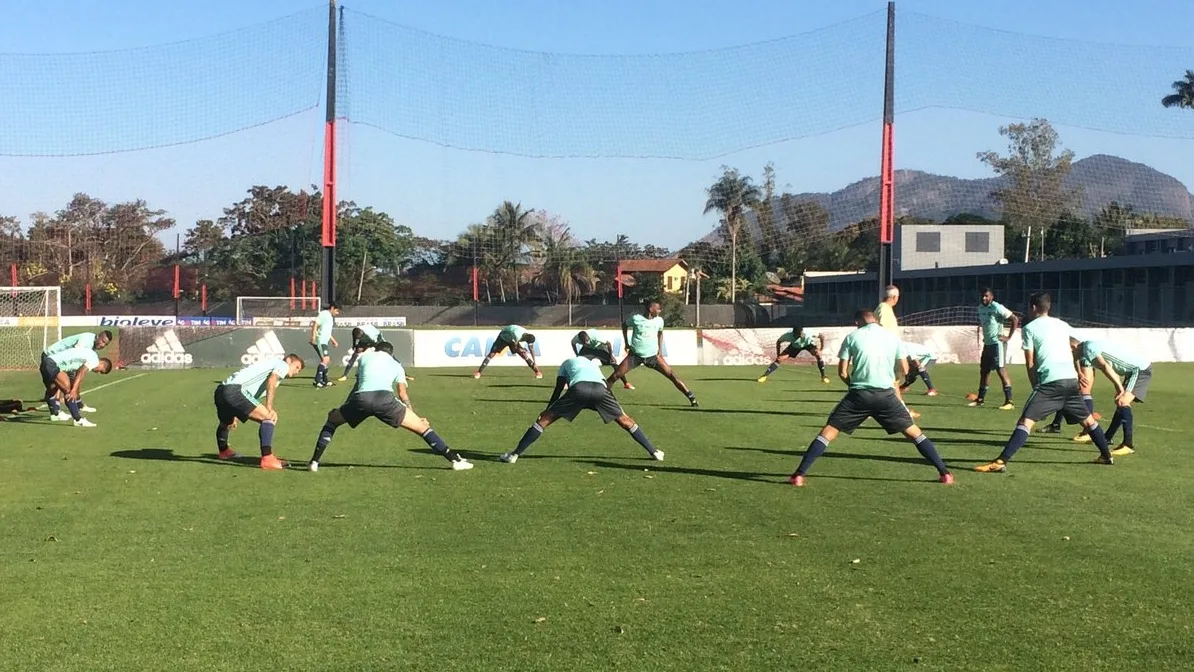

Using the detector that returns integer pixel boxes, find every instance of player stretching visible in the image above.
[213,354,305,470]
[41,330,112,418]
[572,329,633,389]
[310,342,473,472]
[975,293,1114,473]
[310,303,340,388]
[971,288,1018,410]
[607,301,698,407]
[501,354,663,464]
[875,284,919,418]
[756,326,829,383]
[1074,338,1151,457]
[474,325,542,379]
[39,347,114,428]
[338,324,386,381]
[1037,349,1097,441]
[899,341,938,396]
[789,310,952,487]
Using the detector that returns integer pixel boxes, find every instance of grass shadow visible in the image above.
[658,407,824,419]
[486,383,548,389]
[723,444,939,467]
[576,459,778,484]
[110,448,432,470]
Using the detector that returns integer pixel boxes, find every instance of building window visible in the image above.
[965,231,990,253]
[666,275,674,290]
[916,231,941,253]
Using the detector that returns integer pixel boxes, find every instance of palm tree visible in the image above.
[487,201,539,303]
[536,226,593,324]
[703,167,762,305]
[1162,70,1194,109]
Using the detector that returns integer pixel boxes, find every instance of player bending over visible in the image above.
[572,329,633,389]
[339,324,386,381]
[975,293,1114,473]
[39,347,113,428]
[757,326,829,383]
[213,354,305,470]
[970,288,1018,410]
[310,303,341,388]
[899,341,938,396]
[606,301,697,407]
[501,353,663,464]
[41,330,112,417]
[310,342,471,472]
[1037,347,1097,442]
[475,325,542,379]
[1072,337,1151,457]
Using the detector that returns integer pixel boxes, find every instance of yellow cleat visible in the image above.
[909,408,922,420]
[998,402,1015,411]
[975,459,1007,473]
[821,377,831,384]
[1073,432,1093,444]
[757,376,768,383]
[1110,444,1135,456]
[337,376,348,382]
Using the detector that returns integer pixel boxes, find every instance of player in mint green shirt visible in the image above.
[1074,338,1152,456]
[310,342,472,472]
[790,310,952,487]
[502,353,662,464]
[309,303,341,388]
[757,327,829,383]
[41,330,112,417]
[475,324,542,379]
[971,288,1019,409]
[39,347,113,427]
[976,292,1113,473]
[899,341,938,396]
[213,354,305,470]
[571,329,634,389]
[339,323,386,381]
[606,301,698,407]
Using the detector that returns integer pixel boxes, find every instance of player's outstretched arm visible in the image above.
[309,321,318,345]
[68,369,88,398]
[774,337,784,359]
[1024,350,1039,388]
[396,382,412,410]
[837,359,850,385]
[264,373,280,413]
[546,376,567,406]
[1004,313,1020,342]
[1094,356,1125,396]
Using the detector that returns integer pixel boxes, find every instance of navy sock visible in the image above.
[514,424,543,456]
[816,360,826,377]
[978,385,989,401]
[902,372,918,388]
[627,424,658,456]
[998,424,1031,462]
[1083,395,1094,414]
[684,389,696,402]
[920,370,934,389]
[1003,385,1013,403]
[763,361,780,377]
[65,399,82,421]
[422,428,461,462]
[312,421,336,463]
[259,419,275,457]
[1121,406,1134,445]
[914,434,948,475]
[46,396,61,415]
[1049,411,1063,429]
[477,356,492,373]
[316,364,327,384]
[1105,408,1123,441]
[1086,423,1112,459]
[216,425,230,451]
[794,435,830,476]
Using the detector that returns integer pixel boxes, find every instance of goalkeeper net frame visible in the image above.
[0,286,62,370]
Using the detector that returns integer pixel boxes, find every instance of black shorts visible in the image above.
[339,390,406,429]
[490,336,520,355]
[827,388,915,435]
[353,334,386,352]
[1022,379,1090,423]
[546,382,625,423]
[214,384,259,425]
[627,353,663,371]
[1127,367,1152,402]
[578,346,615,367]
[40,356,61,389]
[782,344,819,358]
[980,343,1007,371]
[313,343,330,359]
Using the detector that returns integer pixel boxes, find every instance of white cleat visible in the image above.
[74,418,97,428]
[499,452,518,464]
[51,411,72,421]
[652,449,665,461]
[308,461,319,473]
[451,458,474,471]
[80,404,97,413]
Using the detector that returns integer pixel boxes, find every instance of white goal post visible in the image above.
[0,286,62,370]
[236,296,323,324]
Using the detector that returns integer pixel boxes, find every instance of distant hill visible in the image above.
[698,154,1194,245]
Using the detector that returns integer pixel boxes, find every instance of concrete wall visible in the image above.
[896,224,1004,271]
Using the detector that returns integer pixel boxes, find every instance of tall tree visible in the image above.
[756,162,779,264]
[977,118,1081,261]
[487,201,539,303]
[1162,70,1194,109]
[703,166,761,304]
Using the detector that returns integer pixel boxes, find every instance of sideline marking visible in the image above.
[33,373,147,409]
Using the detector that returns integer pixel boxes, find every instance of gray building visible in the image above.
[895,224,1005,271]
[1124,229,1194,255]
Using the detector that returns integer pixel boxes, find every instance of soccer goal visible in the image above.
[236,296,322,325]
[0,286,62,370]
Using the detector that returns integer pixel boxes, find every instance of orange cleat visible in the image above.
[217,448,239,460]
[260,454,287,470]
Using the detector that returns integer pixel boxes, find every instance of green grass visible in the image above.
[2,363,1192,671]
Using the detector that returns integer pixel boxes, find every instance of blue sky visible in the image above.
[2,0,1194,253]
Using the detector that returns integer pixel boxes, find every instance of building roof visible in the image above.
[619,258,687,273]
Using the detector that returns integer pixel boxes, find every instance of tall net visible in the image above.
[0,286,61,369]
[236,296,322,324]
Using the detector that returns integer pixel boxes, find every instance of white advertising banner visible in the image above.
[411,329,700,368]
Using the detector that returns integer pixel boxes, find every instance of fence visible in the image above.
[4,7,1194,326]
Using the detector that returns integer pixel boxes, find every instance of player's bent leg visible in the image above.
[606,357,632,389]
[400,411,471,469]
[900,425,952,482]
[977,416,1039,473]
[614,413,663,460]
[1078,414,1114,463]
[504,412,560,463]
[656,358,698,406]
[309,408,348,471]
[758,354,789,382]
[791,424,840,486]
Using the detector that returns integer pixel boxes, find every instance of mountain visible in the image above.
[698,155,1194,245]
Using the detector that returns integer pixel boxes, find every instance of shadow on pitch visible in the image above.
[575,459,779,484]
[658,407,824,419]
[110,448,433,470]
[724,444,940,467]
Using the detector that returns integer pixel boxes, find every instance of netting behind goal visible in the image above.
[236,296,322,324]
[0,287,61,369]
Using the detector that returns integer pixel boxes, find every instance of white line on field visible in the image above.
[1138,423,1179,433]
[32,373,147,409]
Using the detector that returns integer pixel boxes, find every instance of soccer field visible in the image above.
[2,364,1192,671]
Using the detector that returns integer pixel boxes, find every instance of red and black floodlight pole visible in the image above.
[877,2,896,297]
[320,0,339,306]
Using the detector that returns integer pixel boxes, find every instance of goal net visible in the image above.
[0,286,62,370]
[236,296,323,325]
